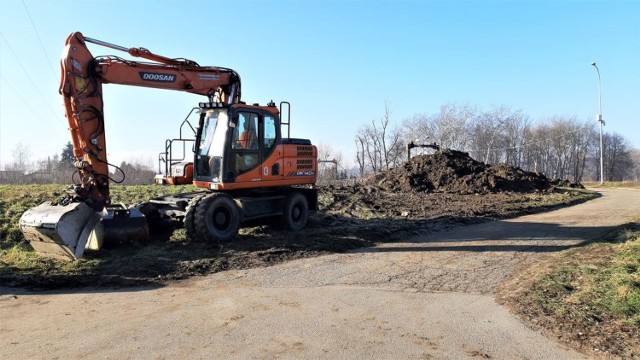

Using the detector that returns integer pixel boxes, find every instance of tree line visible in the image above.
[354,102,639,183]
[0,142,155,185]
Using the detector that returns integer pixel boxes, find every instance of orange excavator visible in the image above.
[19,32,317,260]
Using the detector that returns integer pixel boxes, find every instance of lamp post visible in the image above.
[591,62,605,185]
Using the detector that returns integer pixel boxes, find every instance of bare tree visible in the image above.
[116,160,156,185]
[470,109,500,163]
[519,117,596,182]
[500,110,530,168]
[355,131,367,177]
[316,142,344,184]
[548,116,574,179]
[354,103,404,176]
[1,144,70,184]
[568,120,595,182]
[402,113,430,146]
[355,123,381,173]
[628,148,640,182]
[6,142,33,173]
[602,132,633,181]
[360,100,638,184]
[426,103,475,150]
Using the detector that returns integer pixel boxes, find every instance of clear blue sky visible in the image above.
[1,0,638,170]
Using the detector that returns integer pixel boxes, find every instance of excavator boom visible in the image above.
[58,32,241,209]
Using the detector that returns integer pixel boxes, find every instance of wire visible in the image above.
[21,0,59,83]
[0,73,67,140]
[91,154,126,184]
[0,31,65,126]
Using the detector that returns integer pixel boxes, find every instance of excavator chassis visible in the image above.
[19,188,317,261]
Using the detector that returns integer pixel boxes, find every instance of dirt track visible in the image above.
[2,188,638,359]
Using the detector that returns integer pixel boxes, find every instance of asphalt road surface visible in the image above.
[2,188,639,359]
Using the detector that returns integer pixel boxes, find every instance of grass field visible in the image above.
[499,219,640,357]
[0,184,198,249]
[0,184,201,281]
[582,181,640,188]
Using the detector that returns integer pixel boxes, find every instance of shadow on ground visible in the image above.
[357,219,620,253]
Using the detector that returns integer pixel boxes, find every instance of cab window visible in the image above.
[264,115,277,157]
[230,111,259,175]
[232,112,259,150]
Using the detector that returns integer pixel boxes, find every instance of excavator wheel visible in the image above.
[194,193,240,243]
[184,194,206,242]
[283,192,309,231]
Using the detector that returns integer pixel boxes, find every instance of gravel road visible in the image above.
[1,188,638,359]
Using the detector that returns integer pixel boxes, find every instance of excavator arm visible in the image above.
[60,31,241,209]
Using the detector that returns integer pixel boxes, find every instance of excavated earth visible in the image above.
[1,149,591,289]
[370,149,581,194]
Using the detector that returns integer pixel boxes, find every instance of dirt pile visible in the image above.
[371,149,579,194]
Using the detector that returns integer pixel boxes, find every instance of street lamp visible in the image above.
[591,62,605,185]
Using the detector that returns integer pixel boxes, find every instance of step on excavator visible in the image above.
[19,32,318,260]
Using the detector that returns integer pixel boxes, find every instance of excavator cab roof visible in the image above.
[198,101,280,116]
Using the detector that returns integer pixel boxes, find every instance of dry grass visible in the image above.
[498,219,640,358]
[582,181,640,188]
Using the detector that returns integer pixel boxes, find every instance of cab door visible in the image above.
[260,114,284,181]
[227,111,261,183]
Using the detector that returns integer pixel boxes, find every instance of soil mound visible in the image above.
[371,149,578,194]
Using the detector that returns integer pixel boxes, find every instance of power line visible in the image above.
[0,31,65,126]
[21,0,59,83]
[0,73,67,141]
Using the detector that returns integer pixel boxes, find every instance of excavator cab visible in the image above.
[191,101,313,191]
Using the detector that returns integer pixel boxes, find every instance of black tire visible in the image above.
[283,192,309,231]
[194,193,240,243]
[184,194,205,242]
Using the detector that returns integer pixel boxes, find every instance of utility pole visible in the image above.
[591,62,605,185]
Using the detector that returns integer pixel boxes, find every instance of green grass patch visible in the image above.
[534,226,640,325]
[582,181,640,188]
[0,184,197,264]
[509,220,640,357]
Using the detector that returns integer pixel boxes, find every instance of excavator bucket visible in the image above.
[19,202,101,260]
[19,203,150,261]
